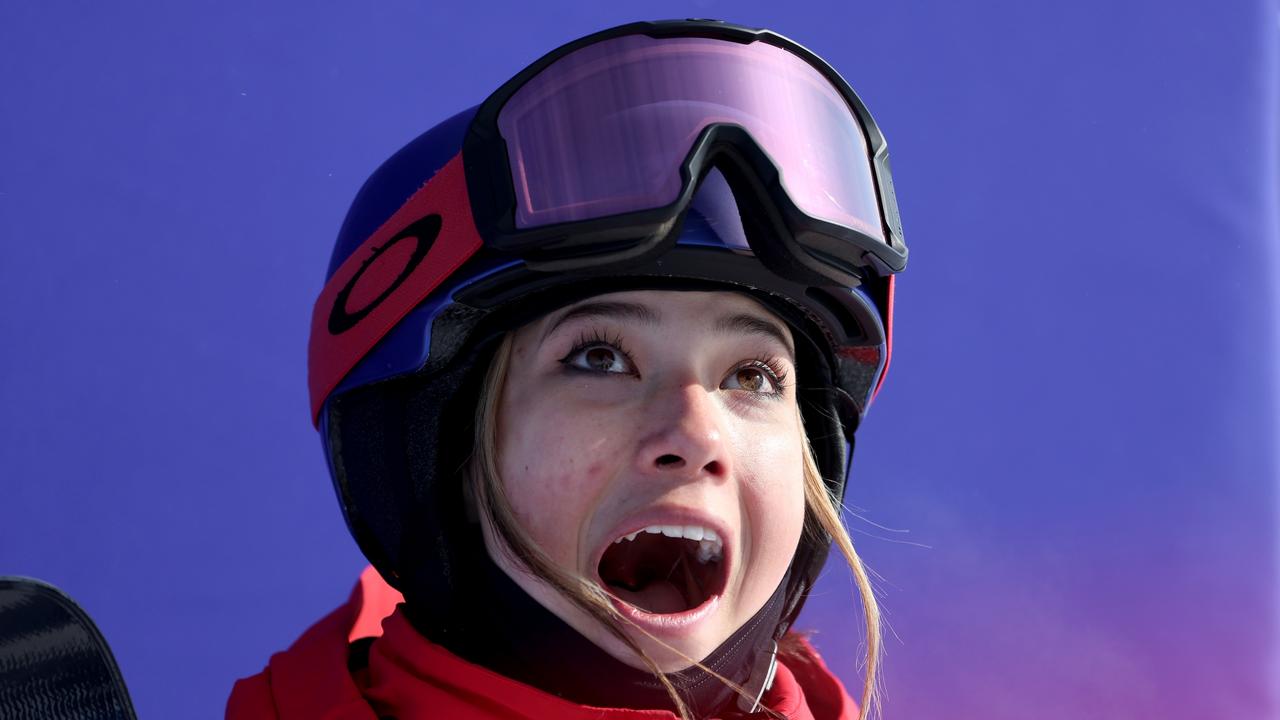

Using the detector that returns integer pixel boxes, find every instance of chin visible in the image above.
[619,618,735,672]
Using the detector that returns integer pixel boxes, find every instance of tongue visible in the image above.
[612,580,688,614]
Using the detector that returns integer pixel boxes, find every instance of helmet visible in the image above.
[309,19,905,645]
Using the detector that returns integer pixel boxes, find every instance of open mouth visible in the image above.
[597,525,726,615]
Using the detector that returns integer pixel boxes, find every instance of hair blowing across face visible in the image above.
[466,333,883,720]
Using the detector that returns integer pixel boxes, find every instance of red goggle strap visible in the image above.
[308,152,483,425]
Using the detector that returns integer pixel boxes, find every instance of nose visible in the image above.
[635,381,730,480]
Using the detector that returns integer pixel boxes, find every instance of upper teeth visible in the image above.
[613,524,723,563]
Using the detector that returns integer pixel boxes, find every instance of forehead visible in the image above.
[526,289,794,345]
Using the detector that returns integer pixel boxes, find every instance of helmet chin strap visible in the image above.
[739,639,780,714]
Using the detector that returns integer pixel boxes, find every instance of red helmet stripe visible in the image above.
[308,153,482,425]
[870,274,895,403]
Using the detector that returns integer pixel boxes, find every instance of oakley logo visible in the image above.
[328,214,442,335]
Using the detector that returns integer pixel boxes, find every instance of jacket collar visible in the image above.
[241,567,857,720]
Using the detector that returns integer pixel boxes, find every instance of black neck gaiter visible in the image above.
[429,554,788,719]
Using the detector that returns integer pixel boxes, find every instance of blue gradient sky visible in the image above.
[1,1,1276,718]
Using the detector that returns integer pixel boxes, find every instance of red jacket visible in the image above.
[227,567,858,720]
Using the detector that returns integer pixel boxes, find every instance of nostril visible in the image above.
[703,459,724,476]
[655,454,685,469]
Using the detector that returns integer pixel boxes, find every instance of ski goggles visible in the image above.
[463,19,907,282]
[309,20,906,421]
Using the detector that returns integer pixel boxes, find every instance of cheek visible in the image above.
[496,405,615,565]
[736,427,808,573]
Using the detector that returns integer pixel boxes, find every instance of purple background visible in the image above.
[2,2,1277,718]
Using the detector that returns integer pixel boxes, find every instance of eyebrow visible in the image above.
[543,301,660,342]
[713,313,795,358]
[542,299,794,357]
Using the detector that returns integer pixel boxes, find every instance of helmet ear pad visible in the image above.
[777,329,857,634]
[325,330,503,642]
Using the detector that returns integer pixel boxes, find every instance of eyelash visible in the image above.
[559,329,637,376]
[575,329,627,352]
[558,329,790,397]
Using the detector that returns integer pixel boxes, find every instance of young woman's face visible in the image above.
[483,289,807,670]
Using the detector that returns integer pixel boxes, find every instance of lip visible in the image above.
[609,590,722,632]
[589,505,734,634]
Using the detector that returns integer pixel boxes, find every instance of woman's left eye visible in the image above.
[721,361,786,395]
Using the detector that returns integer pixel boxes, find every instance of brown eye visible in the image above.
[736,368,766,392]
[585,346,618,371]
[564,343,636,375]
[721,362,782,394]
